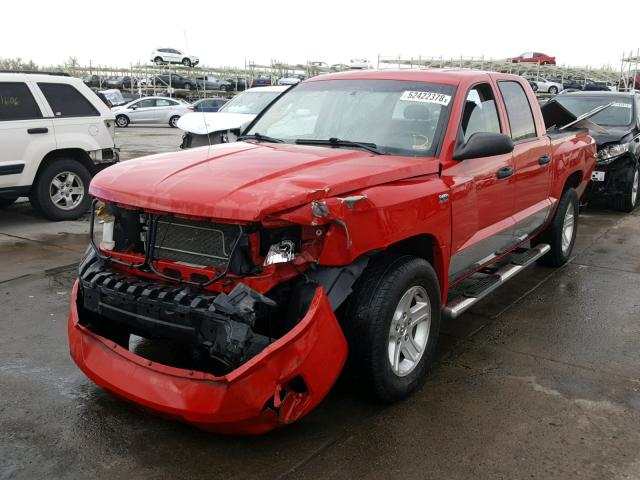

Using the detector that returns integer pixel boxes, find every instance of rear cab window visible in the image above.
[37,83,99,118]
[497,81,537,141]
[0,82,43,121]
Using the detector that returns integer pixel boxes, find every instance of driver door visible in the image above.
[128,98,156,123]
[442,82,516,281]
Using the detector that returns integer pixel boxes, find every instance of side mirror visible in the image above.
[453,132,514,161]
[130,105,138,110]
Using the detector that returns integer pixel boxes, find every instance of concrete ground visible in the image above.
[1,126,640,480]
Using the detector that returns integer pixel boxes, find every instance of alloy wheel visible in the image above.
[387,285,431,377]
[49,171,85,211]
[561,206,575,255]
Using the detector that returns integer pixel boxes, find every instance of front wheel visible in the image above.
[614,164,639,212]
[536,188,578,267]
[30,159,92,221]
[115,115,129,127]
[183,82,192,90]
[342,255,441,403]
[182,58,192,67]
[169,115,180,128]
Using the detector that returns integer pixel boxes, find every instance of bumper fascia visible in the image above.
[68,280,347,435]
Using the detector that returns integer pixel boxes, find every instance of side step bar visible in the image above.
[443,243,550,319]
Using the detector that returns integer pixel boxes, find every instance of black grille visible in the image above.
[152,217,241,269]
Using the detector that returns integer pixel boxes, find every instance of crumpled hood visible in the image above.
[90,142,440,221]
[590,126,635,147]
[177,112,255,135]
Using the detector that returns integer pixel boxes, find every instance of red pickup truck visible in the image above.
[68,70,596,434]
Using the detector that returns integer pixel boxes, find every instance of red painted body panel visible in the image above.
[90,142,440,221]
[70,69,596,434]
[68,281,347,434]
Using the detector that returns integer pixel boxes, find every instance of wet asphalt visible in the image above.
[1,126,639,480]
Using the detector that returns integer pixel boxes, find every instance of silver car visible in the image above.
[112,96,191,128]
[527,76,563,94]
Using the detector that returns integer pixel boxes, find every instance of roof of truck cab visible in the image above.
[303,69,519,86]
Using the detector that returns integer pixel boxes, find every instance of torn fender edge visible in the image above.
[68,280,348,435]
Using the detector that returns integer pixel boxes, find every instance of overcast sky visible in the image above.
[2,1,637,70]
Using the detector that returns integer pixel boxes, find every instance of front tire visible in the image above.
[536,188,579,267]
[116,115,129,127]
[169,115,180,128]
[182,58,192,67]
[342,255,441,403]
[614,164,639,212]
[30,159,92,221]
[183,82,192,90]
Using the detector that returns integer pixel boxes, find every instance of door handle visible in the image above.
[538,154,551,165]
[27,127,48,134]
[496,166,513,179]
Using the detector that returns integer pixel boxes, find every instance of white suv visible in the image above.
[150,48,199,67]
[0,72,119,220]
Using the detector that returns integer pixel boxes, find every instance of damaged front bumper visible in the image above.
[68,279,348,434]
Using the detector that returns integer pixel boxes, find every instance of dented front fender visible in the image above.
[68,280,348,435]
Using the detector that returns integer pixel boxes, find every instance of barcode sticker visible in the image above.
[400,91,452,106]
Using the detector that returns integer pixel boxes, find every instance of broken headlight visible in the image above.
[597,143,628,165]
[264,240,295,266]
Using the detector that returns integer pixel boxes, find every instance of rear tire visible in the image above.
[536,188,578,267]
[342,255,441,403]
[169,115,180,128]
[614,164,639,212]
[116,115,129,127]
[30,159,92,221]
[154,56,164,65]
[549,86,558,94]
[183,82,192,90]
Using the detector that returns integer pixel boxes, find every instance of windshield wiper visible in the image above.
[237,132,284,143]
[295,138,386,155]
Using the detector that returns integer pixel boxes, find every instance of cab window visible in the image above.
[459,83,501,143]
[498,81,537,141]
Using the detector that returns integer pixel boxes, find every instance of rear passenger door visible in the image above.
[0,80,56,191]
[496,80,553,242]
[37,82,102,153]
[445,82,516,281]
[154,98,178,123]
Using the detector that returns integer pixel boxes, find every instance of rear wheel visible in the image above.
[536,188,578,267]
[183,82,192,90]
[169,115,180,128]
[549,86,559,94]
[30,158,92,221]
[342,255,441,403]
[154,56,164,65]
[614,164,639,212]
[116,115,129,127]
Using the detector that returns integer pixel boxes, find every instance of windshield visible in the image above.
[555,96,634,126]
[219,90,281,114]
[246,79,455,156]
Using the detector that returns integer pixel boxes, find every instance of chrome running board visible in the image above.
[443,243,550,319]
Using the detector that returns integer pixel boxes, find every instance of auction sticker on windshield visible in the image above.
[400,91,452,106]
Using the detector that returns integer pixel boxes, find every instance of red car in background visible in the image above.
[511,52,556,65]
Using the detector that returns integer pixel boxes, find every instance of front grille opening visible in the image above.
[90,202,252,282]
